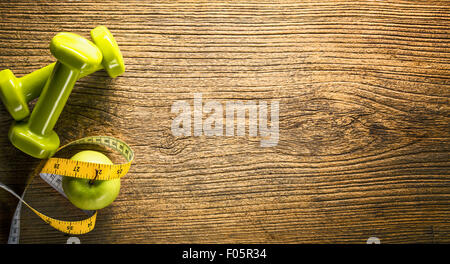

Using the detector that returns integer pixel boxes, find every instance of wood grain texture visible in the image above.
[0,0,449,243]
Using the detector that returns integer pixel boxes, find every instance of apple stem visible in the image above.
[89,169,100,185]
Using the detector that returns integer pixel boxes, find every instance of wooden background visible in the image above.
[0,0,449,244]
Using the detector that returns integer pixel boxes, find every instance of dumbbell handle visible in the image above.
[28,62,81,136]
[20,62,102,103]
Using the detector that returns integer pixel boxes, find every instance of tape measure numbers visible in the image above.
[0,136,134,243]
[41,136,133,180]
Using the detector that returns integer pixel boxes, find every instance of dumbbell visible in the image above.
[8,32,103,159]
[0,26,124,121]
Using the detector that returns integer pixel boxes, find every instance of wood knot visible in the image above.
[158,129,188,156]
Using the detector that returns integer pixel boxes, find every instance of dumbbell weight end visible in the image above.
[0,26,123,121]
[9,32,102,159]
[9,63,80,159]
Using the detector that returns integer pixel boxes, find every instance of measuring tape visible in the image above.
[0,136,134,243]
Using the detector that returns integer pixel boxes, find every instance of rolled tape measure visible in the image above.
[0,136,134,243]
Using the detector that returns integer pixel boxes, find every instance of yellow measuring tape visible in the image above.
[1,136,134,237]
[42,136,133,181]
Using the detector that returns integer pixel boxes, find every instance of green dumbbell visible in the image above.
[8,32,103,159]
[0,26,124,121]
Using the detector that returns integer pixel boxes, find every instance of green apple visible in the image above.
[62,150,120,210]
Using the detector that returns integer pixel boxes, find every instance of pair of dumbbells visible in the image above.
[0,26,125,159]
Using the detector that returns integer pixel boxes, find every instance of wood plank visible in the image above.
[0,0,449,243]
